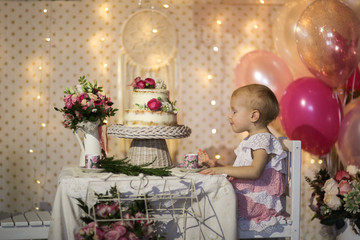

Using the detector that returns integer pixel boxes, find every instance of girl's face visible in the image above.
[228,95,251,133]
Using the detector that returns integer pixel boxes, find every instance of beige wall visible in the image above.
[0,0,329,239]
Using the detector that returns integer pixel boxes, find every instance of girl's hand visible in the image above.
[199,167,223,175]
[197,149,216,168]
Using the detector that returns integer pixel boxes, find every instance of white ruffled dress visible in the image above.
[229,133,287,232]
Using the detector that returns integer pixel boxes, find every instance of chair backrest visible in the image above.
[238,139,301,239]
[282,139,301,240]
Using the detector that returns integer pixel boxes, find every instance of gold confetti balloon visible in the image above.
[295,0,360,88]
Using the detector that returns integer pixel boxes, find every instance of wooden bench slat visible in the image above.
[12,213,28,227]
[36,211,51,226]
[24,211,43,226]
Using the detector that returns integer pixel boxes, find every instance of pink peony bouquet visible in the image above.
[306,165,360,233]
[55,76,118,131]
[75,186,164,240]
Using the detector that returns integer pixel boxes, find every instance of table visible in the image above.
[48,167,237,240]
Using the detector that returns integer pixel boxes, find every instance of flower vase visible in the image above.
[75,120,102,168]
[336,219,360,240]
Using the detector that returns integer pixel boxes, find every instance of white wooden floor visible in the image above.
[0,211,50,240]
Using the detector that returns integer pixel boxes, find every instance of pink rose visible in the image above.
[112,222,126,236]
[95,202,119,218]
[77,93,88,103]
[136,80,146,89]
[147,98,162,111]
[339,180,353,195]
[104,230,121,240]
[144,78,155,88]
[335,170,351,182]
[130,77,141,88]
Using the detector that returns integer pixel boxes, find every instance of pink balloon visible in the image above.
[296,0,360,88]
[338,105,360,167]
[235,50,293,100]
[280,77,343,156]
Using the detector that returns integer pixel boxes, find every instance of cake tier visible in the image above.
[131,89,169,108]
[124,109,177,127]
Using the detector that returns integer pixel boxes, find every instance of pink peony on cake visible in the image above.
[123,77,178,127]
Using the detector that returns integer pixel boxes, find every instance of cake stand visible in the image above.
[107,124,191,167]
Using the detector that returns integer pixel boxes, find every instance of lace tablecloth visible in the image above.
[48,167,237,240]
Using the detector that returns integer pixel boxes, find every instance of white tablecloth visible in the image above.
[48,167,237,240]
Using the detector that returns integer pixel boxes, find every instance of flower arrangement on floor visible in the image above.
[130,77,177,113]
[75,186,165,240]
[55,76,118,131]
[305,165,360,234]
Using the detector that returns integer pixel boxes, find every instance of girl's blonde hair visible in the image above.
[232,84,279,125]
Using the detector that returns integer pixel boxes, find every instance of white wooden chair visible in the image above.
[238,139,301,240]
[0,211,51,240]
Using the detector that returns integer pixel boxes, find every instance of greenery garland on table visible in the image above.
[97,153,172,177]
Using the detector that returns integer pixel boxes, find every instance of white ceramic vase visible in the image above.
[336,219,360,240]
[75,120,102,167]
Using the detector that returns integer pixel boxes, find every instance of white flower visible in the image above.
[346,165,359,176]
[322,178,339,195]
[323,193,342,210]
[155,79,167,89]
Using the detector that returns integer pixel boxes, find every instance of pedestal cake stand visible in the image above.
[107,124,191,167]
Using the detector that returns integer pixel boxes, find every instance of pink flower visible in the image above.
[144,78,155,88]
[77,93,88,103]
[339,180,353,195]
[335,170,351,182]
[95,202,119,218]
[75,111,82,120]
[134,212,146,224]
[136,80,146,89]
[130,77,141,88]
[64,94,75,109]
[104,230,121,240]
[123,213,134,229]
[112,222,127,236]
[147,98,162,111]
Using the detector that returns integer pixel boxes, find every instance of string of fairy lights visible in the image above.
[23,0,322,210]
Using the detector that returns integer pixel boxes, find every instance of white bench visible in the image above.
[0,211,50,240]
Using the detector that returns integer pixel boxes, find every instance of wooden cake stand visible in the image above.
[107,124,191,167]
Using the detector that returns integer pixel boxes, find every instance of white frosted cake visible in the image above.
[124,77,178,127]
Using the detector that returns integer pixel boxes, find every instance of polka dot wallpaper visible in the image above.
[0,0,331,239]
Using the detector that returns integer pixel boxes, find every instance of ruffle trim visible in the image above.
[229,168,285,196]
[234,190,285,213]
[234,133,287,173]
[238,215,286,232]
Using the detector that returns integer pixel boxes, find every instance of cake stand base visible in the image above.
[128,139,172,167]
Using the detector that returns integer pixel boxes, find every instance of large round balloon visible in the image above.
[235,50,293,100]
[338,105,360,167]
[296,0,360,88]
[273,0,312,78]
[280,77,343,156]
[340,0,360,18]
[344,97,360,115]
